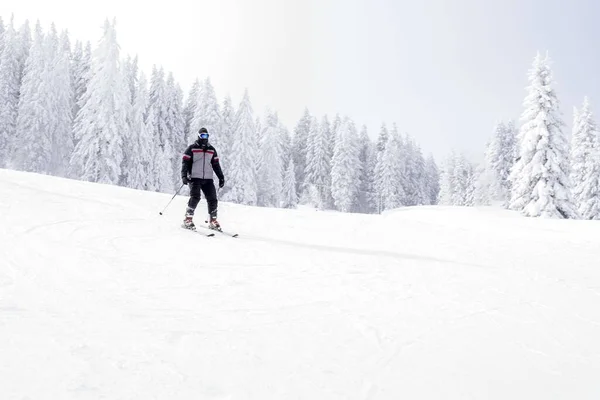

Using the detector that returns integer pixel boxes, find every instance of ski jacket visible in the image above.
[181,141,224,181]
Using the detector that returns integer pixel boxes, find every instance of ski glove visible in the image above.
[219,178,225,188]
[182,176,190,185]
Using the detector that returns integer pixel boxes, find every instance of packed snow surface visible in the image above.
[1,168,600,399]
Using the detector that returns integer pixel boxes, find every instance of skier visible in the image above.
[181,127,225,231]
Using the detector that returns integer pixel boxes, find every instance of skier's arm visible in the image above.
[211,149,224,181]
[181,146,193,178]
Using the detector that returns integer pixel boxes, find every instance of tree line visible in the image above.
[0,16,440,214]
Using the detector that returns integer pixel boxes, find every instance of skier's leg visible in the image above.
[201,180,218,219]
[184,179,202,226]
[187,180,202,211]
[201,180,219,229]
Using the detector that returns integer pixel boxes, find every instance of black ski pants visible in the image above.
[187,178,218,217]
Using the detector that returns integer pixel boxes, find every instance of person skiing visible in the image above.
[181,127,225,231]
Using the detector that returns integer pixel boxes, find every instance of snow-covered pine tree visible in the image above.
[125,55,138,105]
[16,20,31,82]
[71,41,91,144]
[119,54,138,185]
[302,115,321,206]
[372,123,390,211]
[424,154,440,205]
[331,116,361,212]
[486,120,517,206]
[438,152,456,205]
[127,71,154,190]
[320,116,335,209]
[13,21,49,173]
[485,122,506,201]
[330,113,341,163]
[452,153,471,206]
[165,72,186,187]
[191,77,221,147]
[291,107,312,197]
[357,124,375,213]
[509,52,577,219]
[278,123,292,174]
[220,93,235,165]
[391,124,408,206]
[378,129,404,210]
[48,30,74,176]
[474,144,494,206]
[0,16,21,167]
[304,115,333,209]
[183,78,200,145]
[147,65,173,192]
[222,89,258,205]
[257,109,284,207]
[403,135,428,206]
[570,97,600,219]
[69,18,130,184]
[0,17,5,59]
[282,158,298,208]
[70,40,83,109]
[464,161,477,206]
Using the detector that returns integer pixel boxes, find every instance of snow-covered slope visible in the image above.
[1,168,600,400]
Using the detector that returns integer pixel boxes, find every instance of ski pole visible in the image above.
[159,183,185,215]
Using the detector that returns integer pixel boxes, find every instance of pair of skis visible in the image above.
[182,224,238,238]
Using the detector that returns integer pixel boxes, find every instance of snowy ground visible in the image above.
[1,168,600,399]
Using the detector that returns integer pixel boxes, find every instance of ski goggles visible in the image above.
[199,133,209,139]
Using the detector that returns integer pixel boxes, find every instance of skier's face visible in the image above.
[198,133,209,146]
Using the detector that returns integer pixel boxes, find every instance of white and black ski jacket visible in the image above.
[181,141,224,181]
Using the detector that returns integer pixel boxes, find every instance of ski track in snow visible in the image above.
[1,169,600,399]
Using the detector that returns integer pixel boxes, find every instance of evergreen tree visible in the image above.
[282,158,298,208]
[220,93,235,163]
[302,115,321,206]
[183,78,200,145]
[13,21,49,172]
[304,115,333,209]
[0,16,5,59]
[464,162,477,206]
[570,97,600,219]
[120,54,137,185]
[331,116,360,212]
[292,107,312,196]
[378,129,404,210]
[452,153,471,206]
[165,72,185,187]
[509,52,577,219]
[147,65,173,192]
[403,135,428,206]
[71,40,91,142]
[372,123,389,211]
[0,16,21,167]
[49,30,74,176]
[486,120,517,206]
[191,77,221,147]
[330,113,341,163]
[127,71,154,190]
[16,20,31,82]
[257,109,283,207]
[438,152,457,205]
[222,89,258,205]
[357,125,375,213]
[424,154,440,205]
[69,19,130,184]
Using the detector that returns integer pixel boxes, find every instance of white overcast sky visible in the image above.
[3,0,600,161]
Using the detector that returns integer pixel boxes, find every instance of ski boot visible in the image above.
[207,215,221,231]
[182,208,196,230]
